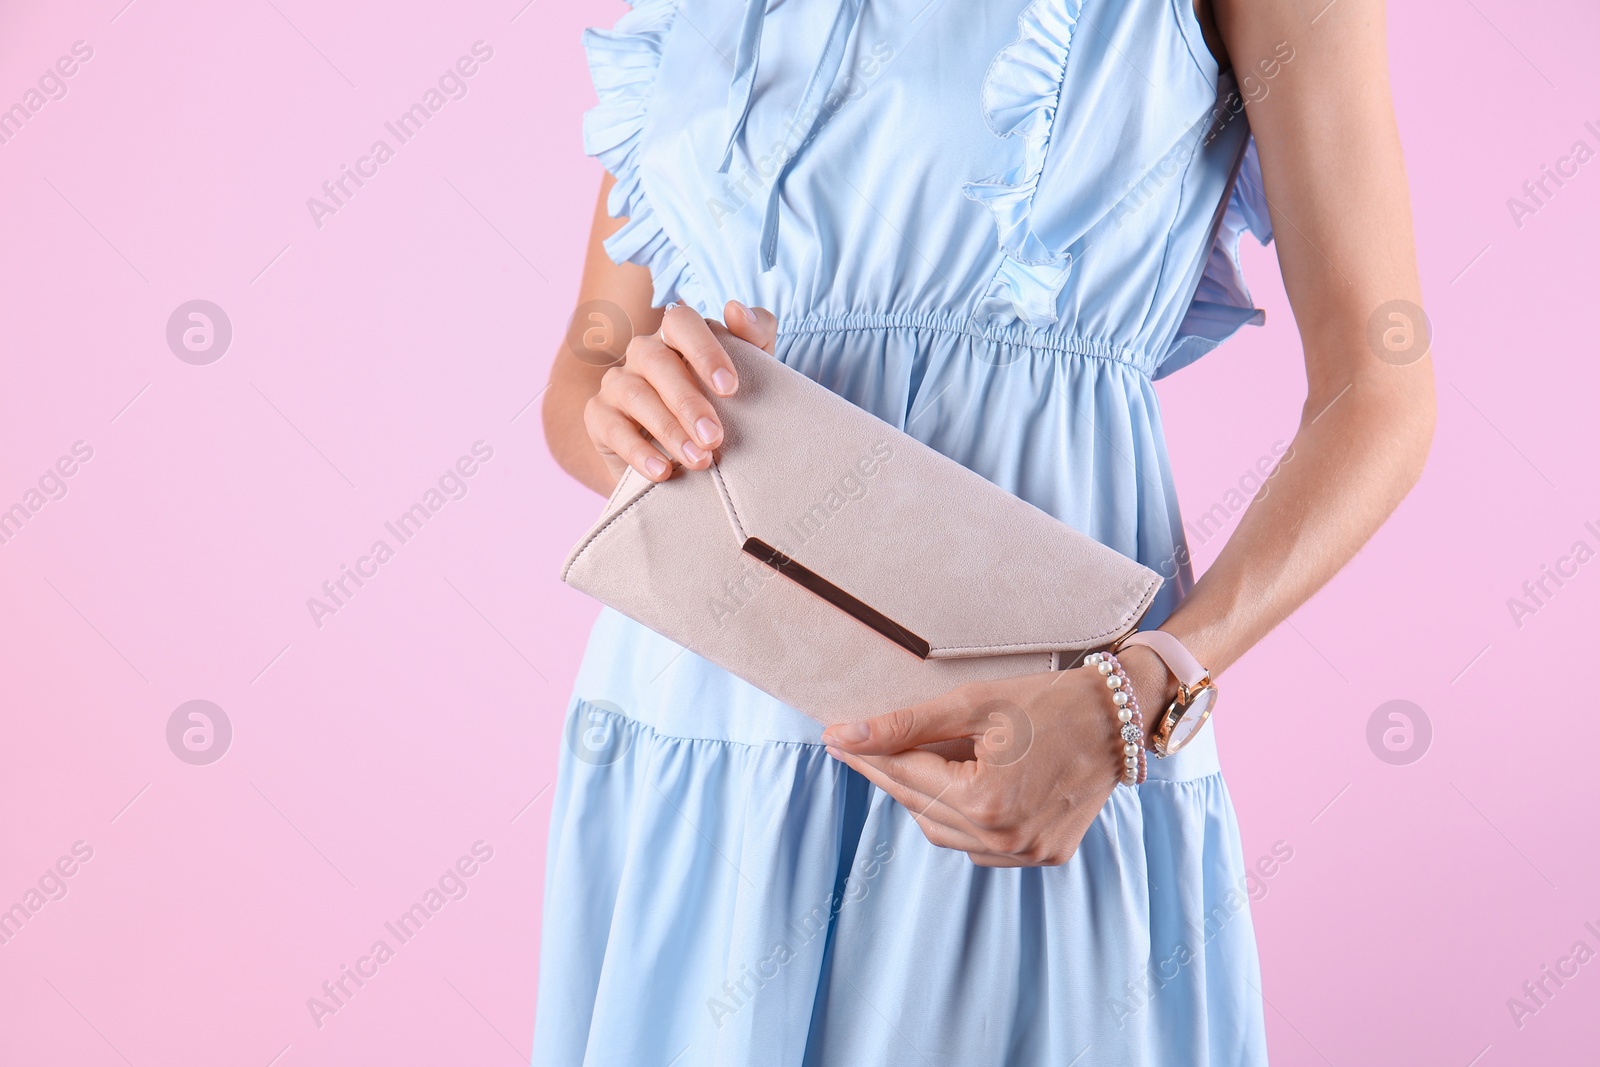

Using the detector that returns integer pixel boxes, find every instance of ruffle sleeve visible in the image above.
[1153,137,1274,380]
[582,0,705,310]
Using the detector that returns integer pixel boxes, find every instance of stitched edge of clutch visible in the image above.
[925,574,1161,655]
[707,463,747,541]
[559,479,662,584]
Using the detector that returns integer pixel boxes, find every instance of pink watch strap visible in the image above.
[1116,630,1208,690]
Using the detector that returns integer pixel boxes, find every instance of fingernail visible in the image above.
[682,441,706,464]
[824,745,844,760]
[729,300,751,324]
[711,368,736,395]
[645,456,668,478]
[695,417,719,445]
[832,722,869,744]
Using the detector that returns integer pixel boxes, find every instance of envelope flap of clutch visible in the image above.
[689,335,1162,660]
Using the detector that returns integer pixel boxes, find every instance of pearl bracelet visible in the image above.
[1084,650,1146,786]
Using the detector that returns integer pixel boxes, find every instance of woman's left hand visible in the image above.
[820,649,1172,867]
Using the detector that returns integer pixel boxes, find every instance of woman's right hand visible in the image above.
[584,299,778,484]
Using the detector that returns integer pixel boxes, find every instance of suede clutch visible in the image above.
[561,332,1162,725]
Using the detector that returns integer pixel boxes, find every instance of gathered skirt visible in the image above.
[530,606,1268,1066]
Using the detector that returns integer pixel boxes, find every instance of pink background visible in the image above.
[1,1,1595,1064]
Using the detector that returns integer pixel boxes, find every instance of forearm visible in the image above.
[1159,0,1436,684]
[543,370,617,497]
[1159,365,1435,679]
[542,172,665,498]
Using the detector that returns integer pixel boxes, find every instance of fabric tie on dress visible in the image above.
[715,0,768,175]
[715,0,866,271]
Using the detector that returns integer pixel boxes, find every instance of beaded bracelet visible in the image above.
[1084,650,1146,786]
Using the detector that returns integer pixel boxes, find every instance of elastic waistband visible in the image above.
[776,311,1158,375]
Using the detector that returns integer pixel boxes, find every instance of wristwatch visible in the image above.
[1112,630,1217,757]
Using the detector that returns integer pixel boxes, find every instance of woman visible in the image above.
[537,0,1433,1062]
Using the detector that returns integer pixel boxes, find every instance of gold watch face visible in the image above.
[1164,686,1217,753]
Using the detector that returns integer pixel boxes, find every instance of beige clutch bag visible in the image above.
[561,332,1162,725]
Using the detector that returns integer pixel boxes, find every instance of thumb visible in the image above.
[725,299,778,354]
[821,688,989,755]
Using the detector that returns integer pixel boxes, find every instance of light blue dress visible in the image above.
[535,0,1275,1063]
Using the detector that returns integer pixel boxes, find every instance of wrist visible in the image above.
[1115,644,1179,748]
